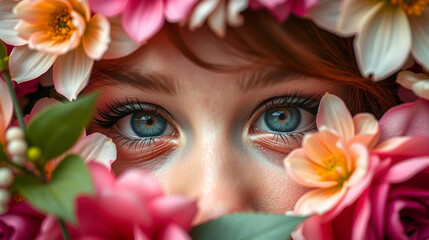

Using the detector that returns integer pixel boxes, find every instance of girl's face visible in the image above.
[87,28,346,224]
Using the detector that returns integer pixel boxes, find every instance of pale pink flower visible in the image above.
[0,80,13,143]
[37,163,198,239]
[0,0,110,101]
[308,0,429,80]
[285,93,379,216]
[250,0,318,22]
[88,0,197,43]
[379,98,429,142]
[187,0,248,37]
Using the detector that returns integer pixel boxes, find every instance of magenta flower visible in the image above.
[0,200,45,240]
[249,0,318,22]
[37,163,197,239]
[88,0,197,43]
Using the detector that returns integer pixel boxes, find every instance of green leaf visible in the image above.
[190,213,306,240]
[13,155,94,223]
[26,93,99,162]
[0,144,8,162]
[0,41,9,72]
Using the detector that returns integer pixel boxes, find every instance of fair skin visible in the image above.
[86,27,346,225]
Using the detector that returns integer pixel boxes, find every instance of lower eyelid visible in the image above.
[248,132,301,155]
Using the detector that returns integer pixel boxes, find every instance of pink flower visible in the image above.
[88,0,197,43]
[379,99,429,142]
[0,199,45,240]
[284,93,379,216]
[0,80,13,143]
[37,163,197,239]
[249,0,318,22]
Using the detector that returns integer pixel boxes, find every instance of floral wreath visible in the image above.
[0,0,428,239]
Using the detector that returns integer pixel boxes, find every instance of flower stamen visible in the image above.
[317,152,349,184]
[46,7,75,42]
[388,0,428,16]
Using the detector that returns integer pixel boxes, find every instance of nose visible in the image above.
[159,128,255,225]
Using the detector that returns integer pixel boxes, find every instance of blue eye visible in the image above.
[254,106,315,133]
[130,112,167,137]
[264,107,301,132]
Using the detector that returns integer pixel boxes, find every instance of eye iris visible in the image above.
[131,112,167,137]
[264,107,301,132]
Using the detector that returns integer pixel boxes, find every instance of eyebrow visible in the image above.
[91,67,179,96]
[238,69,303,92]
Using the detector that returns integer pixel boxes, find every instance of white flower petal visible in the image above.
[306,0,344,36]
[294,186,347,215]
[188,0,219,30]
[355,5,411,80]
[409,9,429,71]
[208,1,226,37]
[412,80,429,100]
[9,46,57,82]
[346,143,369,187]
[396,70,427,90]
[227,0,247,27]
[337,0,383,36]
[70,133,117,170]
[82,14,110,60]
[102,16,143,59]
[317,93,354,140]
[0,0,27,45]
[53,45,93,101]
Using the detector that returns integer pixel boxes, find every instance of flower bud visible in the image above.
[5,127,24,142]
[27,147,42,163]
[7,139,27,156]
[11,155,26,166]
[0,168,13,188]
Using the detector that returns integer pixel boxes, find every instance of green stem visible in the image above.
[1,72,26,134]
[58,218,70,240]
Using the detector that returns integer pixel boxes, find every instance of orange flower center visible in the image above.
[388,0,428,16]
[317,152,349,184]
[46,7,75,41]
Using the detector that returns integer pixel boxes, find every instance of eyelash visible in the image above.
[249,91,320,144]
[94,92,320,150]
[94,98,173,150]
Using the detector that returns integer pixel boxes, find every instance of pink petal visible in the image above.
[317,93,354,140]
[379,99,429,141]
[303,129,343,165]
[374,136,429,160]
[0,80,12,142]
[285,149,338,188]
[88,162,116,191]
[384,156,429,183]
[349,113,379,148]
[266,2,291,22]
[133,225,151,240]
[82,14,110,60]
[345,143,369,187]
[351,190,371,240]
[257,0,286,8]
[160,224,192,240]
[102,16,142,59]
[70,133,117,170]
[149,196,197,230]
[116,169,164,202]
[9,46,57,82]
[53,45,93,100]
[294,186,347,215]
[23,97,59,124]
[87,0,127,17]
[165,0,198,22]
[122,0,165,43]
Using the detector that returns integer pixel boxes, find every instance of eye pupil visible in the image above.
[264,107,300,132]
[131,112,167,137]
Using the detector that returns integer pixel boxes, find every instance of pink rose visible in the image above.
[0,200,44,240]
[37,163,197,239]
[328,137,429,239]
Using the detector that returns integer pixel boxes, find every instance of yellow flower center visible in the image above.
[317,152,349,184]
[46,7,75,41]
[388,0,428,16]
